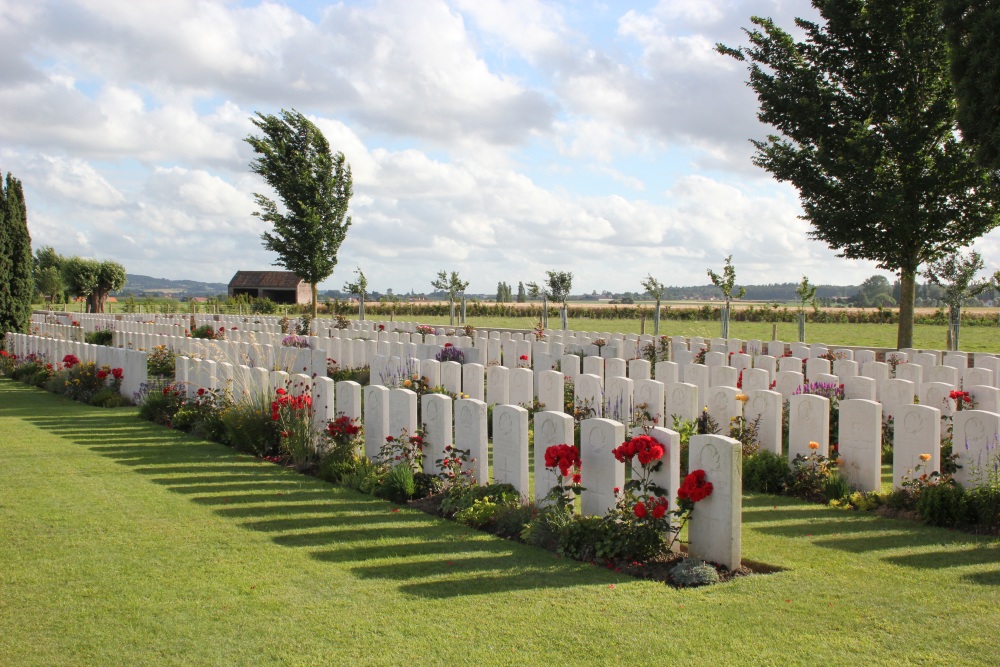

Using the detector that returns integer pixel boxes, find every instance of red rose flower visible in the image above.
[572,473,582,484]
[633,502,647,518]
[652,504,667,519]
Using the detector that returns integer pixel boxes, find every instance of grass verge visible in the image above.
[1,379,998,666]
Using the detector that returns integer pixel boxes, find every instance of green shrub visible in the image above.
[318,454,364,484]
[488,503,536,540]
[915,483,969,528]
[743,450,790,493]
[966,485,1000,532]
[558,516,605,562]
[670,558,720,587]
[440,483,518,518]
[413,472,443,499]
[521,505,574,550]
[822,472,852,502]
[147,345,176,378]
[138,385,185,426]
[84,328,113,346]
[454,497,507,529]
[221,401,279,457]
[378,464,416,504]
[89,388,128,408]
[341,458,382,494]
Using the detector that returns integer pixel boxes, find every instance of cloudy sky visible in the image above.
[2,0,995,294]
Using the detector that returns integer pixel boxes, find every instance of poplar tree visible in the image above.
[0,171,33,334]
[247,109,353,318]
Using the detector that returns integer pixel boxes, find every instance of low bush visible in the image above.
[84,328,113,346]
[743,450,789,493]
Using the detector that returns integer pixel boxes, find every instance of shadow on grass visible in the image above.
[744,492,1000,580]
[8,380,615,598]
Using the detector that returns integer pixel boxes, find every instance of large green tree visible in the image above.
[943,1,1000,168]
[61,257,126,313]
[34,246,64,304]
[0,171,33,334]
[718,0,1000,348]
[246,109,353,318]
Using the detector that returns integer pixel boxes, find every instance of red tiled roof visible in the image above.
[229,271,304,289]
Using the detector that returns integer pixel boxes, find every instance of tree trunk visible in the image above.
[311,283,319,319]
[896,268,917,349]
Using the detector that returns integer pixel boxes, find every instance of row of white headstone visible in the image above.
[5,333,148,399]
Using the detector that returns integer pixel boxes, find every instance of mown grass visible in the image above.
[2,379,999,666]
[405,315,1000,352]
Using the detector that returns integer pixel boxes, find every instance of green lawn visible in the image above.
[396,316,1000,353]
[2,380,999,666]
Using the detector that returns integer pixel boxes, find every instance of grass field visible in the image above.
[37,301,1000,352]
[2,380,999,666]
[392,315,1000,353]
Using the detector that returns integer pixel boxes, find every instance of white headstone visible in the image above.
[363,385,390,460]
[336,380,361,421]
[746,389,782,456]
[893,404,941,489]
[580,418,625,517]
[953,410,1000,489]
[421,393,453,475]
[687,434,742,570]
[454,398,488,485]
[664,382,699,424]
[533,410,576,505]
[492,405,530,495]
[788,393,830,460]
[462,363,485,402]
[538,370,565,415]
[838,399,883,492]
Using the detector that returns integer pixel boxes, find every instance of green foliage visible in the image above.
[378,463,417,504]
[788,450,841,502]
[670,558,720,588]
[84,328,113,346]
[719,2,1000,347]
[821,472,852,503]
[247,108,353,316]
[706,255,746,306]
[743,450,790,494]
[0,170,33,334]
[527,271,573,306]
[923,250,991,310]
[340,457,383,494]
[220,401,279,457]
[795,276,817,311]
[146,345,176,378]
[439,483,519,518]
[966,485,1000,532]
[915,482,969,528]
[943,0,1000,168]
[61,257,126,313]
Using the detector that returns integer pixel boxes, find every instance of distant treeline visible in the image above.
[354,301,999,326]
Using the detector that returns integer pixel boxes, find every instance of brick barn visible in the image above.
[228,271,311,305]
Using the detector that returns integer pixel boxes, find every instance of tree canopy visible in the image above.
[246,109,353,317]
[528,271,573,306]
[61,256,126,313]
[718,0,1000,348]
[943,1,1000,168]
[707,255,745,308]
[0,171,32,334]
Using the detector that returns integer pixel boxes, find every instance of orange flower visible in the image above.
[919,453,932,462]
[808,441,820,450]
[735,393,749,403]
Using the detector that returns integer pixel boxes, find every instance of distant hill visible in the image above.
[117,274,228,297]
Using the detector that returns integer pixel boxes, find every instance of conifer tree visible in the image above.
[0,171,33,334]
